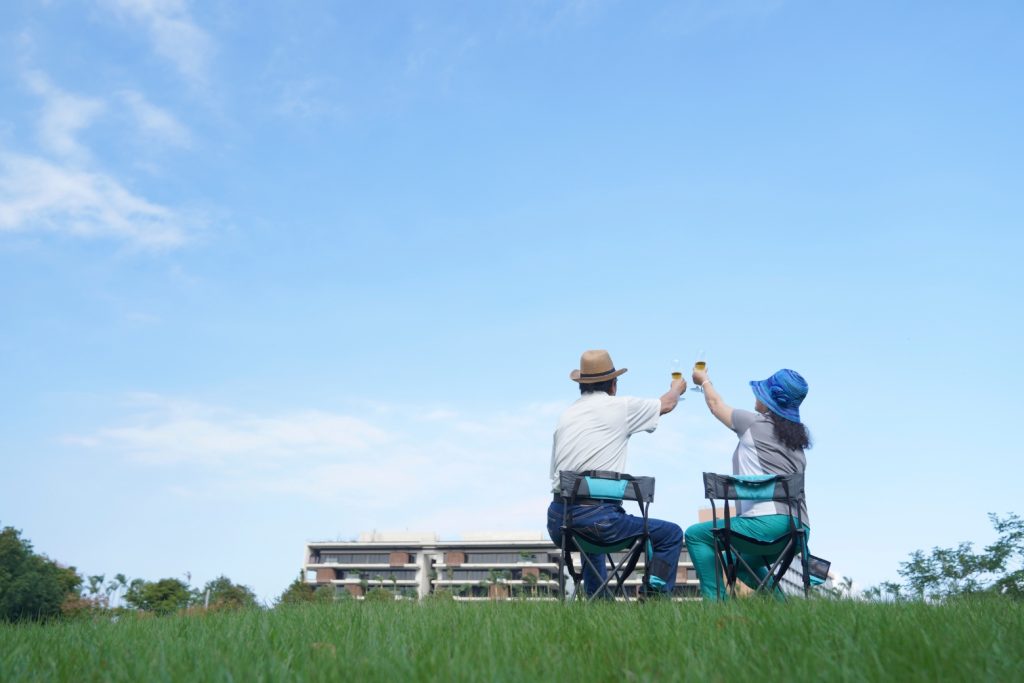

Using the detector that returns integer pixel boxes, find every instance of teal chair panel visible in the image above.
[584,477,628,500]
[732,474,778,500]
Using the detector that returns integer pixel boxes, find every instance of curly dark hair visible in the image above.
[767,412,812,450]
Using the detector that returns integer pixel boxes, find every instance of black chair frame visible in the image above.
[557,470,655,602]
[703,472,810,599]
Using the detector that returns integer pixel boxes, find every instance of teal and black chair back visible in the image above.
[702,472,827,598]
[557,470,656,602]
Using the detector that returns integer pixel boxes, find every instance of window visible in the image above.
[464,552,521,564]
[450,570,492,581]
[342,569,417,581]
[320,553,391,564]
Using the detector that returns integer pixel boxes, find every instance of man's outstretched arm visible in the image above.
[659,378,687,415]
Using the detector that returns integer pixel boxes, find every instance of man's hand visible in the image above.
[660,379,686,415]
[692,369,708,387]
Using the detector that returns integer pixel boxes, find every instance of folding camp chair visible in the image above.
[702,472,829,598]
[556,470,656,602]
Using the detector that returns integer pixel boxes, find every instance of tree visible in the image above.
[874,513,1024,601]
[987,513,1024,598]
[276,572,316,605]
[538,571,551,597]
[523,572,538,598]
[124,578,191,615]
[109,573,129,608]
[425,588,454,602]
[86,574,107,607]
[313,585,336,603]
[201,575,258,610]
[0,525,81,622]
[364,587,392,602]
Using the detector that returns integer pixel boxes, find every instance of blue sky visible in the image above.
[1,0,1022,603]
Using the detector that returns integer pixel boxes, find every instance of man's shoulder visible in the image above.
[619,394,661,409]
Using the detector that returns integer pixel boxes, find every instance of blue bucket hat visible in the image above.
[750,369,808,423]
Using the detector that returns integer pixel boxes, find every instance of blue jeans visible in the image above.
[547,501,683,597]
[684,514,810,600]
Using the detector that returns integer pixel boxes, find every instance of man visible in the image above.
[546,349,686,598]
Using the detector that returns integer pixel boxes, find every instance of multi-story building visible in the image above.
[305,530,702,600]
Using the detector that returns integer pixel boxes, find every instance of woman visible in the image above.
[685,367,811,600]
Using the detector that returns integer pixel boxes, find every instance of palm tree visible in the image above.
[538,571,551,598]
[523,572,538,599]
[110,574,129,608]
[87,574,106,607]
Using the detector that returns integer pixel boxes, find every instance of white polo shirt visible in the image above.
[549,391,661,492]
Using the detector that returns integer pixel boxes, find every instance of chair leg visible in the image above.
[573,540,646,602]
[559,563,569,602]
[560,505,570,603]
[712,537,723,600]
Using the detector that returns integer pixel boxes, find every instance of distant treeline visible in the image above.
[3,512,1022,622]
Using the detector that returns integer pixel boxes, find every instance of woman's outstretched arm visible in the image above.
[692,369,733,429]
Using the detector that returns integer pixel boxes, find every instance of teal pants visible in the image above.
[684,515,809,600]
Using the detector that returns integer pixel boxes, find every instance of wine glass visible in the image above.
[671,359,686,400]
[691,350,707,392]
[671,358,683,382]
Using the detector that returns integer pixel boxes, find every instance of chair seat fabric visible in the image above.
[573,534,641,555]
[710,524,808,556]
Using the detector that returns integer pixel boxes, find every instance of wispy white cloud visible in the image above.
[119,90,192,148]
[4,70,199,248]
[98,0,213,87]
[0,152,189,248]
[24,71,106,159]
[64,394,732,536]
[65,395,556,525]
[73,394,390,464]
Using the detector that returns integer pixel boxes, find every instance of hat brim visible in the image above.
[570,367,628,383]
[750,380,801,423]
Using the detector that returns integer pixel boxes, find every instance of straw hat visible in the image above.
[569,349,628,384]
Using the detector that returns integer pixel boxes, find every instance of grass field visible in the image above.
[2,598,1022,682]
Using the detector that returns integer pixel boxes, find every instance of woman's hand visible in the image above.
[695,371,734,429]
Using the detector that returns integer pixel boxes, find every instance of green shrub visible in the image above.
[0,525,81,622]
[363,588,393,603]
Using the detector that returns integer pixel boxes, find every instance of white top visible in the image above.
[549,392,661,492]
